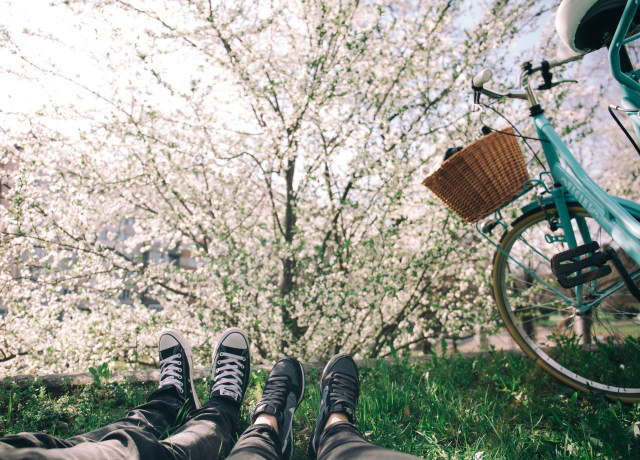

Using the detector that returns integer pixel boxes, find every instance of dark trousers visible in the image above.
[0,387,239,460]
[0,391,421,460]
[227,422,423,460]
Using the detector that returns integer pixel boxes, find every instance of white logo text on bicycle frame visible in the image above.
[559,178,601,220]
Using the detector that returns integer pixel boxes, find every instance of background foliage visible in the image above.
[0,0,636,374]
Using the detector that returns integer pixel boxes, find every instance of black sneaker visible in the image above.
[210,327,251,405]
[158,330,200,410]
[309,354,360,458]
[251,358,305,460]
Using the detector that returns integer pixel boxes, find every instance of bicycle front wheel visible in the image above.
[492,205,640,401]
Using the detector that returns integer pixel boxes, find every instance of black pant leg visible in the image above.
[225,424,281,460]
[317,422,423,460]
[159,398,240,460]
[0,387,184,451]
[0,430,167,460]
[0,388,192,460]
[71,387,187,443]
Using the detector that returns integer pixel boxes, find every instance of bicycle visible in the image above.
[428,0,640,401]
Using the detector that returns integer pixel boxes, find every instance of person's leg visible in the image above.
[0,386,186,451]
[222,424,281,460]
[317,422,423,460]
[71,329,201,444]
[309,354,423,460]
[226,357,305,460]
[0,329,209,460]
[0,394,188,460]
[0,329,197,456]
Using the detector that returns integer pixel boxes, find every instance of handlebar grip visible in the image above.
[472,68,493,88]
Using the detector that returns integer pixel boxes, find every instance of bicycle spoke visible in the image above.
[515,235,556,262]
[493,207,640,396]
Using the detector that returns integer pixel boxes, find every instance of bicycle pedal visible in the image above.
[550,241,613,289]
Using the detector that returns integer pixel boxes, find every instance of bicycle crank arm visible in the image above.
[604,247,640,302]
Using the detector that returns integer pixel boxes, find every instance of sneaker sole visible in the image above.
[162,329,200,409]
[282,358,306,460]
[294,358,306,407]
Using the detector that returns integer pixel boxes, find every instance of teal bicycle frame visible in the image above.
[480,0,640,314]
[535,0,640,255]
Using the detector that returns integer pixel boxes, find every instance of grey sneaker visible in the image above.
[209,328,251,405]
[252,358,305,459]
[158,330,200,410]
[309,354,360,458]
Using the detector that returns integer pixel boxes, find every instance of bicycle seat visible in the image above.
[556,0,640,53]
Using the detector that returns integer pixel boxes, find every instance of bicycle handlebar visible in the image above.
[472,66,527,101]
[472,53,584,102]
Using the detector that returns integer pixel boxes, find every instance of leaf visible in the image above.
[402,405,410,419]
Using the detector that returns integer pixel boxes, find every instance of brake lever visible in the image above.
[551,79,578,87]
[472,89,485,112]
[537,79,578,90]
[537,60,554,90]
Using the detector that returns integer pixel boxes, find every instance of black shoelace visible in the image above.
[260,376,290,413]
[327,372,358,408]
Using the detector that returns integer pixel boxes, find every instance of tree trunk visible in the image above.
[279,157,306,343]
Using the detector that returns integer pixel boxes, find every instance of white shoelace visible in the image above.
[211,352,246,399]
[159,353,184,393]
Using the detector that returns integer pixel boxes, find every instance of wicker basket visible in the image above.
[422,128,529,224]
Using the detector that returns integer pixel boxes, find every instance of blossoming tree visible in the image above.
[0,0,615,374]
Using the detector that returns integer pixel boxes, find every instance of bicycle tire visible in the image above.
[492,205,640,402]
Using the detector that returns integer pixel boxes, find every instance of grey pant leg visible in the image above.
[225,424,281,460]
[318,422,423,460]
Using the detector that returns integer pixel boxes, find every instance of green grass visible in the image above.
[1,350,639,459]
